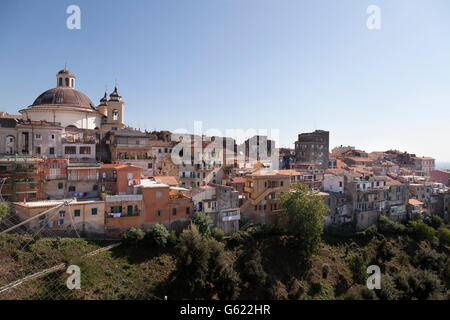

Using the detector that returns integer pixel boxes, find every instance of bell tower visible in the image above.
[97,84,126,132]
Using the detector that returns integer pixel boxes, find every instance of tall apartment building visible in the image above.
[295,130,329,170]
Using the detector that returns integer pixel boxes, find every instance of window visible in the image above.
[91,208,97,215]
[59,78,63,86]
[113,110,119,121]
[156,210,162,217]
[51,134,55,140]
[74,209,81,217]
[65,78,69,86]
[172,208,177,216]
[93,185,98,191]
[68,186,76,192]
[156,191,163,198]
[35,134,41,139]
[127,205,133,216]
[80,146,91,155]
[58,182,63,189]
[186,207,190,214]
[127,172,133,179]
[65,146,76,154]
[59,211,65,218]
[49,147,55,155]
[35,146,41,155]
[148,163,152,169]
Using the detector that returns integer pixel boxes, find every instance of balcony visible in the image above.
[68,175,98,181]
[222,214,240,222]
[46,174,67,180]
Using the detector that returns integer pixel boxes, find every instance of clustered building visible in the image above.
[0,68,448,237]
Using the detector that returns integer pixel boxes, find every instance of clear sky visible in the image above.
[0,0,449,162]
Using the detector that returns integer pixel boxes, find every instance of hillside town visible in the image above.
[0,68,448,238]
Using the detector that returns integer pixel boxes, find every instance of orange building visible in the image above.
[139,179,193,231]
[100,164,142,195]
[43,158,68,199]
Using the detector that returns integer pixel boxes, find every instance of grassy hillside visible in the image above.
[0,219,449,300]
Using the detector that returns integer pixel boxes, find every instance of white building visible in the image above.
[19,68,103,130]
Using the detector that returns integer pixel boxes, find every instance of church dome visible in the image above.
[31,87,95,110]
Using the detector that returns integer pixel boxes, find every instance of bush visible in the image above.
[167,230,179,247]
[437,227,450,246]
[227,231,245,249]
[407,269,441,300]
[0,203,10,220]
[248,224,284,240]
[412,247,447,273]
[243,250,267,287]
[429,215,443,230]
[212,227,224,242]
[191,212,213,237]
[322,263,330,279]
[377,239,395,262]
[407,220,437,242]
[145,223,169,248]
[378,275,401,300]
[347,254,366,285]
[122,228,145,247]
[378,215,406,236]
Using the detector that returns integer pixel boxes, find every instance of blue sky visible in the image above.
[0,0,449,162]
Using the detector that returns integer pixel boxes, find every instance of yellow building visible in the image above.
[12,199,105,236]
[241,169,290,225]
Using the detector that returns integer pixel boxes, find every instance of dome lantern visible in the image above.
[56,66,76,89]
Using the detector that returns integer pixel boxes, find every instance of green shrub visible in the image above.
[377,239,395,262]
[437,227,450,246]
[429,215,443,230]
[167,230,179,247]
[145,223,169,248]
[243,250,267,287]
[347,254,366,285]
[378,215,406,236]
[212,227,224,242]
[412,247,447,272]
[191,212,213,237]
[122,228,145,247]
[407,220,437,242]
[378,275,401,300]
[407,269,441,300]
[322,263,330,279]
[0,203,10,220]
[227,231,245,248]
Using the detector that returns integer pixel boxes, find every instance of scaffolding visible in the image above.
[0,154,42,202]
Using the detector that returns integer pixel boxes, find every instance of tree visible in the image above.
[173,224,240,299]
[279,183,328,256]
[191,212,213,237]
[174,224,211,298]
[122,227,145,247]
[407,220,437,242]
[145,223,170,248]
[437,227,450,246]
[242,250,267,287]
[0,203,9,220]
[212,227,224,242]
[347,254,366,285]
[429,215,443,230]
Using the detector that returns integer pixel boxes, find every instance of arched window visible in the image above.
[113,110,119,121]
[59,77,62,86]
[71,79,74,87]
[65,78,69,86]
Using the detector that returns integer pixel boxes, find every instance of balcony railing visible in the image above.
[222,214,240,222]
